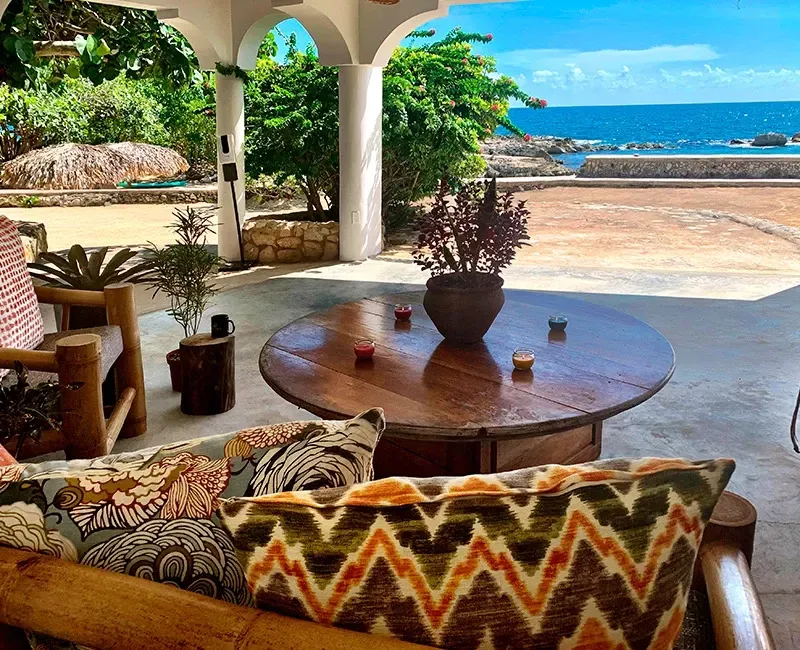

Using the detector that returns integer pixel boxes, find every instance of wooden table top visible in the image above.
[259,291,675,441]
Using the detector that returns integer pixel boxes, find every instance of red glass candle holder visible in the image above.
[512,348,535,371]
[354,339,376,359]
[394,304,412,321]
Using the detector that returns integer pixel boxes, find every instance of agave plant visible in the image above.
[28,245,154,290]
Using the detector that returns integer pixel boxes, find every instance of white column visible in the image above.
[215,71,247,262]
[338,65,383,261]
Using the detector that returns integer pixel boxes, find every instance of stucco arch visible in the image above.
[156,9,221,70]
[270,4,355,66]
[362,0,445,67]
[236,12,286,70]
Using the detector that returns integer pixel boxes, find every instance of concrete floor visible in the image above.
[15,188,800,647]
[103,257,800,648]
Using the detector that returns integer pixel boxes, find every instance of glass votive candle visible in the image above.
[354,339,376,359]
[394,304,413,321]
[512,349,535,371]
[548,315,568,332]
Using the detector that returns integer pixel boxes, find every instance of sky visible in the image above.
[278,0,800,108]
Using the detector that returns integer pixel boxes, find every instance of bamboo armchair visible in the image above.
[0,538,775,650]
[0,283,146,459]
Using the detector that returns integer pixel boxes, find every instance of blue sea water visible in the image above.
[505,101,800,168]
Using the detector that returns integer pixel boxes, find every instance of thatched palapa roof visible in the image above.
[0,143,189,190]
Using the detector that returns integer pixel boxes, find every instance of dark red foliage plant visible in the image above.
[412,178,530,287]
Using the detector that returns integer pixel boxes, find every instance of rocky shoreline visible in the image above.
[480,136,668,177]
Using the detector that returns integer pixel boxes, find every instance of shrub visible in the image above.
[0,85,84,161]
[143,79,217,172]
[245,38,339,221]
[60,77,169,145]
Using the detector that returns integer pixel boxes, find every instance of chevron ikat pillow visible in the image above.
[219,457,734,650]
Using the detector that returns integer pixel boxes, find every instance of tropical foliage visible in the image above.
[412,178,530,284]
[0,12,545,228]
[28,244,154,290]
[246,28,543,224]
[0,362,62,457]
[0,0,199,88]
[245,35,339,221]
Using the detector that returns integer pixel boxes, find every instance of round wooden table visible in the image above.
[260,291,675,478]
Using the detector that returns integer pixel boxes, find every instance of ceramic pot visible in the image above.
[423,273,505,344]
[166,350,182,392]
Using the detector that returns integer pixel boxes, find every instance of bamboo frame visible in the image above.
[700,542,776,650]
[0,541,774,650]
[56,334,107,458]
[104,283,147,438]
[1,282,147,459]
[33,285,107,307]
[0,548,425,650]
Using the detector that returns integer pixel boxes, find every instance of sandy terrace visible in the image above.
[3,186,800,275]
[384,186,800,274]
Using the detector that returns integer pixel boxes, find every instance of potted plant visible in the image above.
[412,178,530,344]
[145,206,221,392]
[0,362,65,459]
[28,245,153,329]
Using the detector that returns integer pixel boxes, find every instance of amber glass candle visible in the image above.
[354,339,376,359]
[512,349,535,371]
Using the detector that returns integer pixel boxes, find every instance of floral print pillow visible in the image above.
[0,407,385,609]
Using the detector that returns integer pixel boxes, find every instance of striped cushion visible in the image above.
[0,217,44,374]
[220,457,735,650]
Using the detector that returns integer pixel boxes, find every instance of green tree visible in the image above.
[244,28,543,225]
[0,0,199,88]
[245,35,339,221]
[382,28,542,225]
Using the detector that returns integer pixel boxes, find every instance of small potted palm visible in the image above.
[145,206,221,391]
[413,178,530,344]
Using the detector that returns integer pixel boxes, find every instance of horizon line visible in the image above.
[510,99,800,109]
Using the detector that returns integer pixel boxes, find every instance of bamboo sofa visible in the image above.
[0,283,147,459]
[0,533,774,650]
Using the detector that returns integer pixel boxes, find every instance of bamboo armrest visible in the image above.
[34,285,107,308]
[0,348,58,373]
[0,548,426,650]
[700,541,776,650]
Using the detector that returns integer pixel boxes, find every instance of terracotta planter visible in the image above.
[166,350,182,392]
[423,272,505,344]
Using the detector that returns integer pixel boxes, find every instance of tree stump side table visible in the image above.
[180,334,235,416]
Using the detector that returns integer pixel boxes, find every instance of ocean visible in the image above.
[505,100,800,169]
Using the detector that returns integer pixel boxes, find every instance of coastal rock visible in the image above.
[482,155,572,178]
[751,132,787,147]
[480,137,553,159]
[792,132,800,143]
[729,138,746,145]
[623,142,666,150]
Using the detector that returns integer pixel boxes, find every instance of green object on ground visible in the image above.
[119,179,187,189]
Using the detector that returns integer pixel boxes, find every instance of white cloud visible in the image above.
[495,44,720,71]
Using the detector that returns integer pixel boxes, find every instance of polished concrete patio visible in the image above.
[103,256,800,648]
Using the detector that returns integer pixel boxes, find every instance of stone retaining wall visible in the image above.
[0,186,217,208]
[578,155,800,179]
[242,218,339,264]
